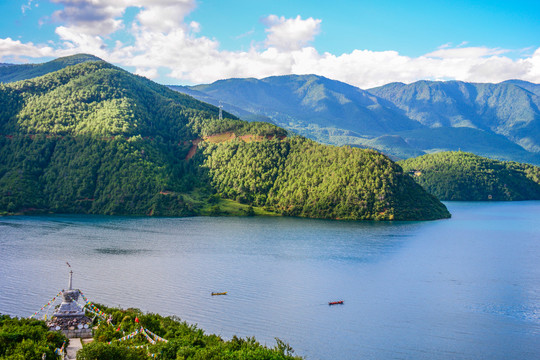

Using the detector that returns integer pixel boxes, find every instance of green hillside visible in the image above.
[174,76,540,164]
[202,137,449,220]
[0,56,449,220]
[398,151,540,201]
[0,54,101,83]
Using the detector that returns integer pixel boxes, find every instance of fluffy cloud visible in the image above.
[0,38,58,62]
[134,0,196,33]
[1,1,539,88]
[263,15,321,51]
[50,0,126,36]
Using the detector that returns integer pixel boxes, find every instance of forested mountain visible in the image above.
[172,75,425,158]
[398,152,540,201]
[173,76,540,164]
[503,80,540,97]
[168,85,274,123]
[369,80,540,161]
[0,54,100,83]
[0,55,449,220]
[190,75,420,135]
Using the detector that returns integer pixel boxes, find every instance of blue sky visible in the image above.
[0,0,539,88]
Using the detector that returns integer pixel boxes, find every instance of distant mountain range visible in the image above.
[170,76,540,164]
[3,55,536,165]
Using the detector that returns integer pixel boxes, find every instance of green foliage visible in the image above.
[189,117,286,138]
[0,135,198,216]
[0,54,102,83]
[82,307,301,360]
[0,315,66,360]
[0,57,449,220]
[202,137,450,220]
[77,342,147,360]
[0,61,232,141]
[399,151,540,201]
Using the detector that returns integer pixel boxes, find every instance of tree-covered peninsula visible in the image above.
[399,151,540,201]
[0,56,449,220]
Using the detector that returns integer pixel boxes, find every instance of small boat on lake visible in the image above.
[328,300,344,305]
[211,292,227,296]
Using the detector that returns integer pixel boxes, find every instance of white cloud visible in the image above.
[425,46,508,59]
[55,26,107,52]
[50,0,126,36]
[263,15,321,51]
[134,0,196,33]
[135,67,158,79]
[0,2,539,89]
[0,38,58,61]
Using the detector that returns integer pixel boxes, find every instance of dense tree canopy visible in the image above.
[0,315,66,360]
[77,306,300,360]
[399,151,540,201]
[202,137,449,220]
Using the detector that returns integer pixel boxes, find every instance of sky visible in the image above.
[0,0,539,88]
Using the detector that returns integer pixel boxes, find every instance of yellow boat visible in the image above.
[211,292,227,296]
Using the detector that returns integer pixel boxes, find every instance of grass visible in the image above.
[184,188,280,217]
[200,198,279,217]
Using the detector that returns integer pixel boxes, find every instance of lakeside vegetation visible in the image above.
[0,56,450,220]
[398,151,540,201]
[78,306,301,360]
[0,309,300,360]
[0,315,66,360]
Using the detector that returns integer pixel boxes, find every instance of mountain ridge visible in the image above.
[0,54,102,83]
[172,75,540,165]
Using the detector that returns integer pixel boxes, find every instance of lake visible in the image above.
[1,201,539,360]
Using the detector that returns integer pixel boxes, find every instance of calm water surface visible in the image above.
[1,202,539,360]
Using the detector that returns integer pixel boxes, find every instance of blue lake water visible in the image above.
[1,201,539,360]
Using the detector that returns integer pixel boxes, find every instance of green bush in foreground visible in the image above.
[0,315,66,360]
[79,306,300,360]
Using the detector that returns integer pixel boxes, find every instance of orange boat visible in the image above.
[211,292,227,296]
[328,300,344,305]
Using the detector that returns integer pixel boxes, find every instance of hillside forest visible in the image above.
[0,58,450,221]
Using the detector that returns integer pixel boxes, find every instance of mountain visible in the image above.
[502,80,540,97]
[0,54,101,83]
[167,85,275,123]
[398,151,540,201]
[190,75,421,136]
[175,76,540,164]
[172,75,423,159]
[369,80,540,161]
[0,55,449,220]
